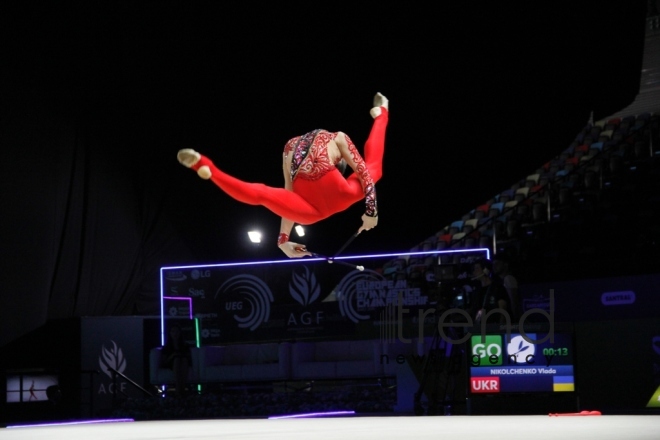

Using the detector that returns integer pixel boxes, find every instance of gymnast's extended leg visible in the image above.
[177,149,323,225]
[364,92,389,182]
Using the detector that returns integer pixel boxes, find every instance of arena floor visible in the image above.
[2,414,658,439]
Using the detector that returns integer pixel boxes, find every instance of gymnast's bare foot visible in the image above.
[177,149,211,179]
[370,92,389,118]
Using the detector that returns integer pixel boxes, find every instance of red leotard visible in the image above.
[190,107,388,225]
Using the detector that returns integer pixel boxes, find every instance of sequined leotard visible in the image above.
[284,129,377,217]
[188,107,388,225]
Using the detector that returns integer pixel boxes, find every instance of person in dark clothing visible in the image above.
[161,325,192,397]
[471,259,511,325]
[492,253,521,322]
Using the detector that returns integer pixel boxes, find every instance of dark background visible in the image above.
[0,1,649,347]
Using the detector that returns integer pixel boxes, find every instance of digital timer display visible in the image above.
[542,347,569,357]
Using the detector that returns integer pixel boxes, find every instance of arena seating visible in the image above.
[403,111,658,282]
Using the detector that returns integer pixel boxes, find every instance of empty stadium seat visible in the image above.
[538,172,553,186]
[478,230,493,249]
[531,195,549,222]
[463,218,479,234]
[530,184,544,194]
[505,218,520,239]
[474,203,491,220]
[489,202,504,218]
[464,231,480,248]
[574,144,590,159]
[436,233,452,248]
[564,157,579,172]
[497,189,515,203]
[449,220,464,235]
[606,117,621,127]
[503,200,519,218]
[589,141,604,155]
[525,173,540,187]
[514,187,530,202]
[421,239,434,252]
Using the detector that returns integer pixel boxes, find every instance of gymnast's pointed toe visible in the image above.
[373,92,389,110]
[370,92,389,118]
[178,149,212,179]
[177,149,200,168]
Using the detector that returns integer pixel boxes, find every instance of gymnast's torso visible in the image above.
[283,129,343,182]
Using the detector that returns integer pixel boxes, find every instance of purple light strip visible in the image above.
[334,248,491,261]
[161,256,327,270]
[268,410,355,419]
[159,270,166,349]
[7,418,134,428]
[160,248,490,271]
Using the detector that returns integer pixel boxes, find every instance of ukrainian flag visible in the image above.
[553,375,575,392]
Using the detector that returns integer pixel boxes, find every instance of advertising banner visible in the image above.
[80,317,147,417]
[160,250,490,346]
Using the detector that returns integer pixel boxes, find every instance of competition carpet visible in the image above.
[2,414,658,439]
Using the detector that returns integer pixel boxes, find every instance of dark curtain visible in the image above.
[0,90,195,347]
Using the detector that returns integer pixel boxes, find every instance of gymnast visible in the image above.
[177,92,389,258]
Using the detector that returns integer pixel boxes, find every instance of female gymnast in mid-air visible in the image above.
[177,92,389,258]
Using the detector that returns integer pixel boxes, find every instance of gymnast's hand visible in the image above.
[278,241,313,258]
[358,213,378,234]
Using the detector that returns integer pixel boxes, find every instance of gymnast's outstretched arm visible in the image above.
[335,132,378,234]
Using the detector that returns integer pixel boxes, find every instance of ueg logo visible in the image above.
[471,377,500,393]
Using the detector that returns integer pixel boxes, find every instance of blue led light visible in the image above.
[160,248,491,271]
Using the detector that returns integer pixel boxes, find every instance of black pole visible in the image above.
[332,231,360,259]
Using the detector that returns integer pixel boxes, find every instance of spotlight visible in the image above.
[247,231,262,243]
[294,225,305,237]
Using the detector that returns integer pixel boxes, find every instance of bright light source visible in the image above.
[247,231,262,243]
[294,225,305,237]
